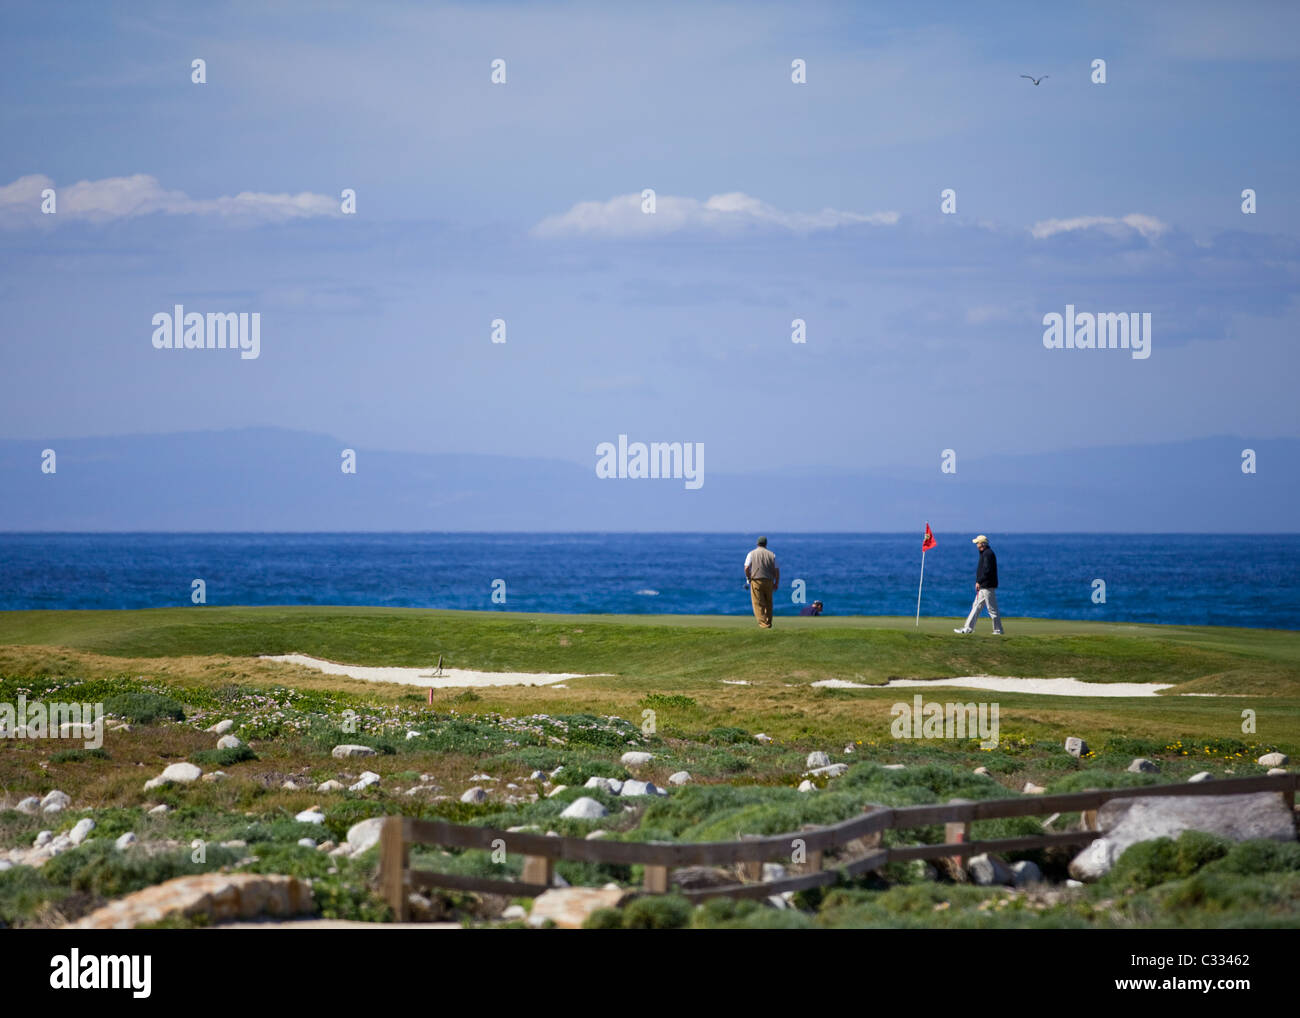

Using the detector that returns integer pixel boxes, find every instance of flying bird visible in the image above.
[1020,74,1048,85]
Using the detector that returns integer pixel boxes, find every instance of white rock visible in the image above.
[1066,879,1083,888]
[160,762,202,784]
[806,751,831,769]
[43,803,66,815]
[40,790,71,810]
[16,796,41,815]
[619,779,658,797]
[502,904,527,920]
[1188,771,1214,782]
[806,763,849,778]
[317,779,344,792]
[203,771,228,783]
[470,773,496,782]
[216,734,242,750]
[546,785,568,798]
[331,744,376,759]
[1064,736,1088,758]
[34,830,53,847]
[68,818,95,845]
[798,780,816,792]
[668,771,691,785]
[295,809,326,824]
[585,829,609,840]
[1127,758,1159,773]
[1267,767,1288,776]
[549,766,564,777]
[114,832,137,851]
[207,720,235,735]
[345,817,387,855]
[584,776,617,793]
[297,837,317,848]
[460,787,488,804]
[406,731,421,740]
[620,751,653,767]
[561,797,609,820]
[1258,752,1290,767]
[529,770,546,780]
[143,777,169,791]
[148,804,170,815]
[882,764,906,770]
[844,744,855,755]
[973,766,991,776]
[755,733,773,744]
[1023,782,1046,794]
[968,853,1014,886]
[349,771,381,792]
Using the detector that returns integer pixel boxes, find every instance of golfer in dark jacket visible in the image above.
[955,535,1004,634]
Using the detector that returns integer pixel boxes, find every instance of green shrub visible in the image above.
[582,907,624,929]
[621,894,691,929]
[639,694,697,710]
[103,692,184,724]
[1204,840,1300,877]
[191,745,257,767]
[41,841,239,900]
[49,747,110,764]
[706,726,751,745]
[1104,831,1231,892]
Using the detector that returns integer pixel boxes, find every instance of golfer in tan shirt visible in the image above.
[744,536,780,628]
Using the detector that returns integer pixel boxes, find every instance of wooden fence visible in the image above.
[377,772,1298,920]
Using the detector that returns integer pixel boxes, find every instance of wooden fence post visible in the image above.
[945,799,972,879]
[380,816,409,921]
[521,854,554,888]
[643,865,669,893]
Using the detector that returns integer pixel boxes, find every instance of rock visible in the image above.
[207,720,235,735]
[549,766,564,777]
[469,773,496,782]
[973,766,990,776]
[967,853,1014,886]
[71,873,314,929]
[282,781,300,790]
[502,904,527,921]
[882,764,906,770]
[584,776,617,793]
[806,763,849,778]
[148,804,170,815]
[460,787,488,804]
[527,887,632,929]
[1258,752,1290,767]
[297,837,317,848]
[546,785,568,798]
[34,830,53,847]
[160,762,203,784]
[331,744,376,759]
[585,830,609,840]
[317,779,344,792]
[69,818,96,845]
[560,797,608,820]
[1066,879,1083,888]
[1267,768,1288,776]
[406,731,421,740]
[1011,860,1043,886]
[316,840,336,852]
[1127,758,1159,773]
[1068,791,1297,880]
[844,744,855,755]
[349,771,381,792]
[203,772,228,783]
[40,790,71,811]
[620,751,653,767]
[798,780,816,792]
[143,777,169,791]
[908,859,938,882]
[529,770,546,780]
[762,862,787,882]
[345,817,387,855]
[216,734,242,750]
[1023,782,1046,794]
[755,733,773,744]
[295,808,326,824]
[16,796,41,815]
[1064,736,1088,758]
[673,866,734,890]
[668,771,691,785]
[114,832,137,851]
[59,722,96,738]
[806,751,831,769]
[1188,771,1214,782]
[619,779,659,797]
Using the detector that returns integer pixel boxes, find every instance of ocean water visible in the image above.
[0,533,1297,630]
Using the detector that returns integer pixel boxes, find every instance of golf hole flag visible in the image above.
[916,523,936,625]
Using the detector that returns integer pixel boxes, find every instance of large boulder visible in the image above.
[160,762,202,784]
[527,887,632,929]
[331,744,376,759]
[1258,752,1289,767]
[345,817,387,855]
[619,751,653,767]
[1069,791,1297,880]
[560,797,608,820]
[967,853,1013,886]
[1064,737,1088,758]
[806,751,831,769]
[71,873,314,928]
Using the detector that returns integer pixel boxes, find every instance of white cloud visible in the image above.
[533,191,898,238]
[0,174,339,226]
[1029,213,1169,241]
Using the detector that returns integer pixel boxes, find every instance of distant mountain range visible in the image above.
[0,428,1294,531]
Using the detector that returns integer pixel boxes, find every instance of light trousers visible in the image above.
[963,587,1003,633]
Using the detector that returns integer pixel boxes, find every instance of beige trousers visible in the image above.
[749,578,774,628]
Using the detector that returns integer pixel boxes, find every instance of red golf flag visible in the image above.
[922,523,936,552]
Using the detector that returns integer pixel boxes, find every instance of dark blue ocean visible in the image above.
[0,534,1297,630]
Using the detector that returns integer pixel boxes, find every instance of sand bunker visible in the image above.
[811,676,1174,698]
[261,654,605,689]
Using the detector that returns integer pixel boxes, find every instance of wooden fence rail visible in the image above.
[377,772,1298,918]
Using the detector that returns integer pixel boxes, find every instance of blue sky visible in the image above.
[1,0,1297,476]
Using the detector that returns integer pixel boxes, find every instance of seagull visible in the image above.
[1020,74,1048,86]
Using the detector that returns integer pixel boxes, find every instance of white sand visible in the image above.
[811,676,1174,698]
[260,654,606,689]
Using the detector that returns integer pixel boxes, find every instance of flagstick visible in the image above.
[915,549,926,627]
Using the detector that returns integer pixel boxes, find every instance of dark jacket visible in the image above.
[976,546,998,588]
